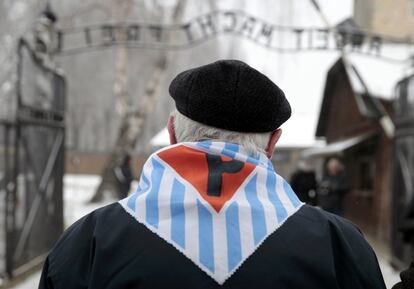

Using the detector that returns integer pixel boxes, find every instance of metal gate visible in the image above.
[392,74,414,268]
[0,121,15,280]
[0,38,65,279]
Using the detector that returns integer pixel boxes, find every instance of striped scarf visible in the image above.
[119,141,303,284]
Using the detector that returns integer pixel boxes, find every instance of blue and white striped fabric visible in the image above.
[119,141,303,284]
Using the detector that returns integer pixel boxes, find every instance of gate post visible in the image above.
[391,74,414,268]
[4,4,65,280]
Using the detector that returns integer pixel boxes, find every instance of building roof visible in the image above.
[302,131,377,158]
[316,53,407,137]
[346,51,409,100]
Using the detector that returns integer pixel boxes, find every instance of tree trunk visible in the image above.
[90,0,186,202]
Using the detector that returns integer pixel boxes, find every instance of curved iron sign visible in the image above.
[57,10,413,63]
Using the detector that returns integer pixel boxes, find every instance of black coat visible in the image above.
[290,170,317,205]
[39,203,385,289]
[318,172,351,214]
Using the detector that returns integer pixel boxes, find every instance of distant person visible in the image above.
[318,158,351,216]
[392,263,414,289]
[39,60,385,289]
[290,158,317,205]
[114,155,134,199]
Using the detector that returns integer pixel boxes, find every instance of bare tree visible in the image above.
[90,0,187,202]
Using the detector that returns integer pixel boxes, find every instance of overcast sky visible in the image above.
[317,0,354,25]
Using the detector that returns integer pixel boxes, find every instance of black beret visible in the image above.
[169,60,291,133]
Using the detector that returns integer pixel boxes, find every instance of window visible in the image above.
[355,156,375,197]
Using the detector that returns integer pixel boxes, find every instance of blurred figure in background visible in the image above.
[392,263,414,289]
[290,158,317,205]
[318,158,351,216]
[114,154,134,199]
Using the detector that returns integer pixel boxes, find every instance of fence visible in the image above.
[0,38,65,280]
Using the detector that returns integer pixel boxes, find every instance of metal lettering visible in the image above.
[149,25,163,42]
[84,28,92,45]
[223,11,237,32]
[101,25,115,45]
[370,36,382,55]
[294,29,304,50]
[256,23,274,46]
[239,17,257,38]
[126,25,140,42]
[316,29,329,49]
[197,14,216,36]
[181,23,193,42]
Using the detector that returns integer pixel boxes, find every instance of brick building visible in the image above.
[304,54,406,253]
[354,0,414,38]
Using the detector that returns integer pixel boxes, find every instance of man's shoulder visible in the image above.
[59,202,123,235]
[55,203,367,254]
[293,204,361,231]
[285,205,375,255]
[48,203,127,262]
[43,202,144,287]
[286,205,379,266]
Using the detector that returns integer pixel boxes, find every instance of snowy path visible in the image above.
[63,175,115,227]
[2,174,122,288]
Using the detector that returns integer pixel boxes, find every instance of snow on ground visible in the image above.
[381,260,401,289]
[64,174,111,228]
[5,174,124,289]
[64,174,139,227]
[6,273,40,289]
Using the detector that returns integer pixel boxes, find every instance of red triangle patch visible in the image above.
[158,145,256,213]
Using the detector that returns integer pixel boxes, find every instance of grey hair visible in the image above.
[171,110,271,155]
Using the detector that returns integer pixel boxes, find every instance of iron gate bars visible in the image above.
[3,38,66,278]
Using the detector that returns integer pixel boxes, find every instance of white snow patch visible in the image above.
[346,47,411,100]
[63,174,138,227]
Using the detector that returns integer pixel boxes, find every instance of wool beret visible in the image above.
[169,60,291,133]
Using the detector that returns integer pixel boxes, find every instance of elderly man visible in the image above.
[39,60,385,289]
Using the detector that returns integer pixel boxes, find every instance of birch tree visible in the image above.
[90,0,187,202]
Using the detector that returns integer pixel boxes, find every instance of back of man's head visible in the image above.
[168,60,291,157]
